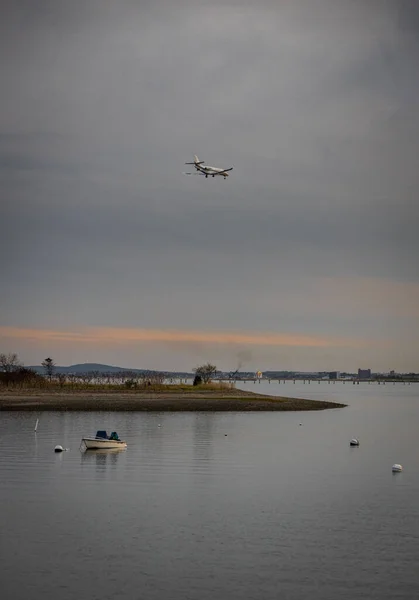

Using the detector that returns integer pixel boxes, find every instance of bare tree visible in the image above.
[149,371,165,385]
[0,367,42,388]
[41,357,56,382]
[193,363,217,384]
[57,373,67,388]
[67,374,78,389]
[80,372,94,386]
[0,352,22,373]
[136,371,165,387]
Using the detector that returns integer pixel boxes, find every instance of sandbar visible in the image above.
[0,388,346,412]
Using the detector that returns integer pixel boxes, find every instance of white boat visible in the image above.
[81,430,127,450]
[392,463,403,472]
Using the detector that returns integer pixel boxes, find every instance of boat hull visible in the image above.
[82,438,127,450]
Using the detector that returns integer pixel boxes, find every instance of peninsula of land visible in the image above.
[0,386,346,412]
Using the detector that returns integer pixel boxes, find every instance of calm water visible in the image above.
[1,382,419,600]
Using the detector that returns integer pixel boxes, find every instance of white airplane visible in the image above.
[184,155,233,179]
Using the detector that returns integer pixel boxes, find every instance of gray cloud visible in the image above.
[1,0,419,370]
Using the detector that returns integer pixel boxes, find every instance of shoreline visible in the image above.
[0,389,346,412]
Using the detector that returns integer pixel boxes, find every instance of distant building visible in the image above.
[328,371,340,380]
[358,368,371,379]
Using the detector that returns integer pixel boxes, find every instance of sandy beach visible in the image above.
[0,388,346,411]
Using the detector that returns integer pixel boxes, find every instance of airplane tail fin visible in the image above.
[185,155,204,165]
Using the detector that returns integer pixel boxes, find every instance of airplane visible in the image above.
[183,155,233,179]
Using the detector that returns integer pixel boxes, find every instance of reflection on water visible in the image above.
[82,448,127,455]
[80,448,126,474]
[192,412,215,462]
[81,447,126,459]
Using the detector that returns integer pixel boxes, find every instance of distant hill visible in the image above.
[28,363,194,377]
[28,363,150,375]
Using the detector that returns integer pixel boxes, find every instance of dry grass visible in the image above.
[0,381,234,393]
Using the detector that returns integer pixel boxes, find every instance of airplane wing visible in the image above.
[217,168,233,174]
[185,161,205,165]
[182,172,205,176]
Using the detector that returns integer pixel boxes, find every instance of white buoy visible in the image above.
[350,438,360,446]
[54,445,64,453]
[392,464,403,472]
[34,418,39,432]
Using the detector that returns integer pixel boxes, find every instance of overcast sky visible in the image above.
[1,0,418,372]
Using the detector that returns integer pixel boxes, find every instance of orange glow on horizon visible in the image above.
[0,326,365,348]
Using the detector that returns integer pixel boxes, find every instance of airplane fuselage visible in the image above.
[184,155,233,179]
[196,163,229,177]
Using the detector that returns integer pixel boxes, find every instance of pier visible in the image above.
[217,377,415,385]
